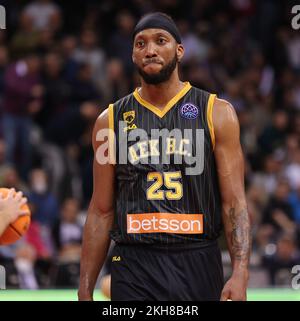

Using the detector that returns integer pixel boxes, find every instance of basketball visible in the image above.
[0,188,31,245]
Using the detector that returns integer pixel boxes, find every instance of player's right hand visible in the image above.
[0,188,28,225]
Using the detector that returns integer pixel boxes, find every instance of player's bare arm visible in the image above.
[213,98,251,301]
[78,109,115,301]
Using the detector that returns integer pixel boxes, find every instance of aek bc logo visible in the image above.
[123,110,137,132]
[180,103,199,120]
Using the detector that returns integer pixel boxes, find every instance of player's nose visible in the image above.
[145,42,158,58]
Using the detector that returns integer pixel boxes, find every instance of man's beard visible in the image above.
[136,54,178,85]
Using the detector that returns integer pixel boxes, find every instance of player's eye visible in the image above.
[136,40,145,48]
[157,38,167,44]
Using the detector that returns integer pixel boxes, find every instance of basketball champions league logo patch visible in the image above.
[180,103,199,119]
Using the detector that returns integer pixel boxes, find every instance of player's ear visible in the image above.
[176,44,184,63]
[132,54,136,64]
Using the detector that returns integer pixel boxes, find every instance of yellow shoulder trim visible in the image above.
[108,103,114,131]
[108,103,116,164]
[207,94,217,150]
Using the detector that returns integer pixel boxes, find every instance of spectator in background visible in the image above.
[60,35,79,84]
[0,45,8,99]
[46,100,99,204]
[14,243,38,289]
[25,169,57,286]
[238,108,259,155]
[38,51,71,128]
[285,134,300,164]
[70,63,100,104]
[177,19,209,65]
[51,198,82,287]
[23,0,61,32]
[72,28,106,94]
[258,110,289,155]
[285,149,300,191]
[0,166,28,194]
[252,153,283,195]
[291,113,300,139]
[0,140,8,182]
[251,50,274,98]
[287,34,300,72]
[288,185,300,225]
[27,168,59,228]
[24,199,55,286]
[108,10,135,77]
[35,28,57,56]
[10,12,40,59]
[77,101,100,204]
[52,198,82,261]
[105,58,130,103]
[44,96,99,149]
[1,54,43,179]
[221,80,245,112]
[25,211,53,260]
[263,180,296,237]
[262,234,300,286]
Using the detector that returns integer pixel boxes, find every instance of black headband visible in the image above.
[133,12,181,44]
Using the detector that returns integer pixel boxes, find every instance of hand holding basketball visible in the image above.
[0,188,28,224]
[0,188,31,245]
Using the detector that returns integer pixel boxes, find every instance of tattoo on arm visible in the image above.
[228,208,251,267]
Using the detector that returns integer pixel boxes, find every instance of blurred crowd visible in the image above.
[0,0,299,289]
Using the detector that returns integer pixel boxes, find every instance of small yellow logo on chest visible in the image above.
[123,111,137,132]
[112,256,121,262]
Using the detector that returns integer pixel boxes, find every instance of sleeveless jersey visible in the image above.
[108,81,222,245]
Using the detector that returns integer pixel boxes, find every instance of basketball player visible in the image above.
[0,188,28,236]
[78,12,251,301]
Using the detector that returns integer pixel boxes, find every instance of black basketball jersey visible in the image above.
[108,81,222,245]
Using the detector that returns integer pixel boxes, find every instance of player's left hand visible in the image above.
[220,269,248,301]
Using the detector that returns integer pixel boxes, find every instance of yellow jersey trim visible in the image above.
[207,94,217,150]
[133,82,192,118]
[108,103,116,164]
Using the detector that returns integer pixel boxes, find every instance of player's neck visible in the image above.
[139,73,184,110]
